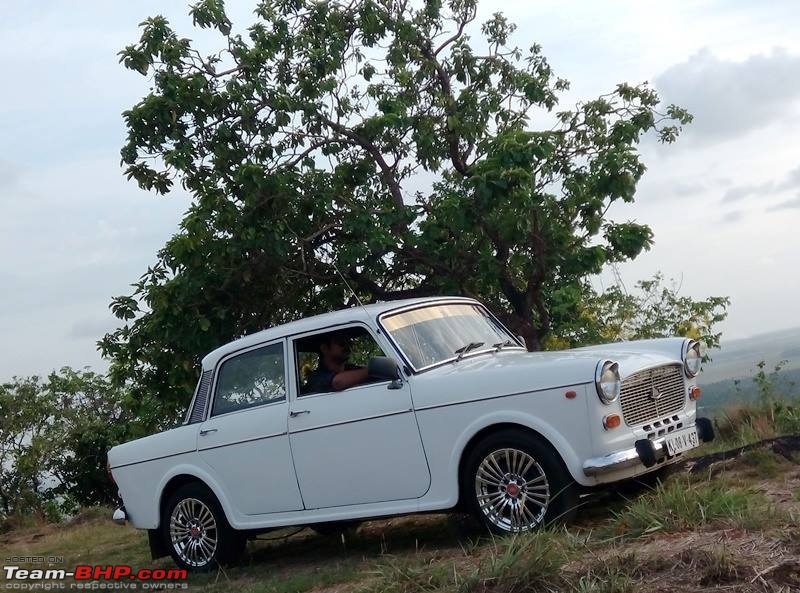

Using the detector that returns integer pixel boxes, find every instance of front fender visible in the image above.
[413,384,595,506]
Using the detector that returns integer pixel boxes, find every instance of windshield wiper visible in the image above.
[454,341,485,362]
[492,339,517,351]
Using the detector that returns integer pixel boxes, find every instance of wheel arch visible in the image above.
[157,471,232,528]
[455,422,569,505]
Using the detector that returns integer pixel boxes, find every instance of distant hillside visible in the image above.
[694,326,800,416]
[699,326,800,384]
[698,367,800,417]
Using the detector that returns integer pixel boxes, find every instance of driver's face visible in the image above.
[325,337,352,364]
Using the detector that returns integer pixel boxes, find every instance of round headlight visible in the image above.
[683,340,701,377]
[595,360,621,404]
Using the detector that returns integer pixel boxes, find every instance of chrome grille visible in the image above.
[619,365,687,427]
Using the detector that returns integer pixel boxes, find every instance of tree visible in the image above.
[102,0,695,416]
[543,273,730,357]
[0,369,126,521]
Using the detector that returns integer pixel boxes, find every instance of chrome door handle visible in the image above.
[289,410,310,418]
[199,428,218,436]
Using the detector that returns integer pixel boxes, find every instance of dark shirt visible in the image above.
[305,363,361,394]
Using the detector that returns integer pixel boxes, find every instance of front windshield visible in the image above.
[381,303,520,369]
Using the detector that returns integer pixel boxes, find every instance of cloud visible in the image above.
[655,48,800,146]
[720,210,744,223]
[721,164,800,203]
[68,315,120,340]
[768,196,800,211]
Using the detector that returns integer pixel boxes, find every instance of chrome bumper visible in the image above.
[582,418,714,477]
[112,507,127,525]
[583,437,668,477]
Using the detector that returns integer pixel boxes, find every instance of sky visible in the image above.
[1,1,799,380]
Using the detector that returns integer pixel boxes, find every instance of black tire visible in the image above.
[311,520,362,538]
[161,482,246,572]
[462,429,579,535]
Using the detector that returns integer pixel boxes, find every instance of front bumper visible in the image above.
[583,417,714,477]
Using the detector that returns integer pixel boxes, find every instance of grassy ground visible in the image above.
[3,439,800,593]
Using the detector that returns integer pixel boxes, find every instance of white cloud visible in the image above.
[655,48,800,145]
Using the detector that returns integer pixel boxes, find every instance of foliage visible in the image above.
[544,272,729,355]
[102,0,698,415]
[707,361,800,449]
[0,369,127,522]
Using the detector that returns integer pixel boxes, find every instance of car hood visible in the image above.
[412,337,686,399]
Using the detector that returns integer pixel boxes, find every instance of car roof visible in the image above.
[200,296,477,370]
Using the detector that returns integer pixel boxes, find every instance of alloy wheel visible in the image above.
[474,447,550,532]
[169,497,218,568]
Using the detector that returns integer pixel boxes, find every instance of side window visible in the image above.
[212,342,286,416]
[295,327,386,396]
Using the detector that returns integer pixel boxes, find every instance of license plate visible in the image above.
[665,427,699,456]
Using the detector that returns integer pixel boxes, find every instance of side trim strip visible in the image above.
[111,449,196,470]
[290,409,413,435]
[414,382,593,412]
[198,431,287,452]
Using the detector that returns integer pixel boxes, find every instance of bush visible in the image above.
[0,369,132,521]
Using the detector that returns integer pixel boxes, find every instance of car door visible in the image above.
[197,339,304,516]
[286,325,431,510]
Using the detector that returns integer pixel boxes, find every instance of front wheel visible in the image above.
[463,430,579,534]
[162,482,245,572]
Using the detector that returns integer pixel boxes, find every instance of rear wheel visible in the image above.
[463,430,579,534]
[162,482,245,572]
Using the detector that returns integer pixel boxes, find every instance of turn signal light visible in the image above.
[603,414,621,430]
[689,385,702,400]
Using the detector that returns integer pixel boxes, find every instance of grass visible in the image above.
[571,553,639,593]
[734,448,791,479]
[608,474,781,538]
[692,546,745,587]
[362,529,572,593]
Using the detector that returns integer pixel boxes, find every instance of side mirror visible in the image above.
[368,356,403,389]
[517,335,526,348]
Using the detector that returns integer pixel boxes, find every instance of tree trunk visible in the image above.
[499,312,541,352]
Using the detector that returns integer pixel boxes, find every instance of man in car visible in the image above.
[305,331,370,393]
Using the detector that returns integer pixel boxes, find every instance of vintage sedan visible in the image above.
[107,296,714,571]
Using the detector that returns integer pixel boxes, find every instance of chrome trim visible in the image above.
[583,436,673,477]
[619,364,686,427]
[582,448,643,477]
[594,359,620,404]
[112,507,127,525]
[682,338,700,378]
[376,299,525,374]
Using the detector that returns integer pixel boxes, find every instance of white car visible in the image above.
[108,296,713,571]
